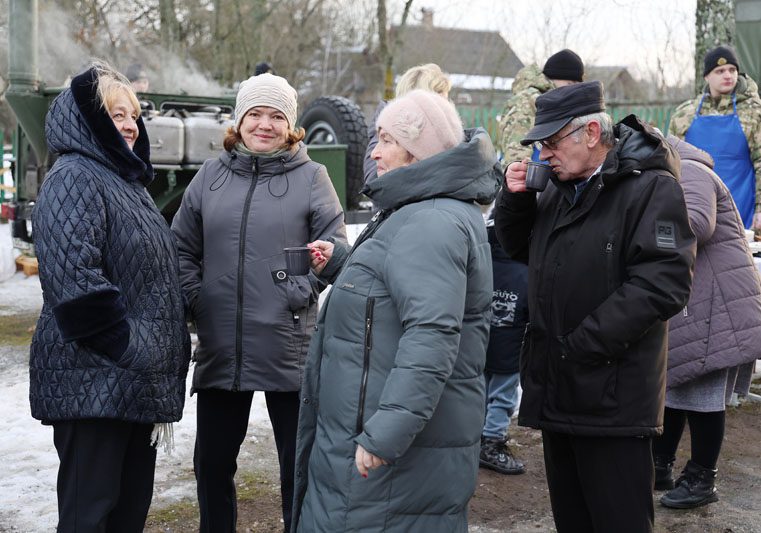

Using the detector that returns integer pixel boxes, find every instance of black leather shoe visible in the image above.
[660,460,718,509]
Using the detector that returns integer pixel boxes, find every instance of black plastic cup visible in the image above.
[525,161,555,192]
[284,246,311,276]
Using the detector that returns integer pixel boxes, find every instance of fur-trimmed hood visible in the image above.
[45,67,154,184]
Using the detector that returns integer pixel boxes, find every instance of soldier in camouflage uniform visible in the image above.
[498,49,585,163]
[669,45,761,229]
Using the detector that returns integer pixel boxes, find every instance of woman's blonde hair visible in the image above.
[91,60,141,117]
[395,63,452,98]
[222,125,306,153]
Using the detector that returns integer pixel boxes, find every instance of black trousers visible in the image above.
[652,407,725,469]
[53,418,157,533]
[194,389,300,533]
[542,430,654,533]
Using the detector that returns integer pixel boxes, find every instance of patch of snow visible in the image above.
[0,223,21,285]
[0,224,43,315]
[0,329,273,531]
[0,271,43,316]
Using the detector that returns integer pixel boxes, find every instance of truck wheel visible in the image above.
[299,96,368,210]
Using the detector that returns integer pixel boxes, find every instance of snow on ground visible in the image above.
[0,221,372,531]
[0,272,43,317]
[0,272,274,532]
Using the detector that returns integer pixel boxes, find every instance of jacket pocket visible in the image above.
[555,357,618,414]
[274,272,312,312]
[356,297,375,434]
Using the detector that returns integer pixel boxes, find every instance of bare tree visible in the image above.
[377,0,414,99]
[630,6,694,100]
[158,0,180,53]
[504,1,602,68]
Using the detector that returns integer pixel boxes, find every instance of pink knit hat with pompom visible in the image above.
[377,89,464,161]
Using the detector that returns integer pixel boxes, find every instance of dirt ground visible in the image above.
[2,283,758,533]
[145,398,761,533]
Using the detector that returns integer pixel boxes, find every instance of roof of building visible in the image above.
[390,23,524,79]
[585,66,636,86]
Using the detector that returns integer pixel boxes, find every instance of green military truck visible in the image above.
[3,0,370,253]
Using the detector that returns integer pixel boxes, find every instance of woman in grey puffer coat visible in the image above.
[652,136,761,509]
[292,90,502,532]
[171,74,345,533]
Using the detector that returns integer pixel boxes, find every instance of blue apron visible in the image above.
[685,93,755,228]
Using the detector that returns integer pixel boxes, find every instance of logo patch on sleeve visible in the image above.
[656,221,676,249]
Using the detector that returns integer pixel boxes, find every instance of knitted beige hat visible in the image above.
[234,73,298,130]
[376,89,464,161]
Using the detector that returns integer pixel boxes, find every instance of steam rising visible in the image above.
[35,3,229,96]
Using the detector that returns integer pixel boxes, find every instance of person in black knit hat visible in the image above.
[542,49,584,82]
[254,61,275,76]
[498,49,585,163]
[669,44,761,230]
[702,45,739,76]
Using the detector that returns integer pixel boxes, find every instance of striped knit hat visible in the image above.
[234,73,298,130]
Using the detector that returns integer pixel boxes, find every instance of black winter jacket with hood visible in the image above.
[494,115,696,437]
[30,67,191,424]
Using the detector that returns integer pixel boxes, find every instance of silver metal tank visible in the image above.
[183,111,233,164]
[144,111,185,164]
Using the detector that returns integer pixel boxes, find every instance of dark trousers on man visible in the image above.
[53,418,157,533]
[542,429,654,533]
[194,389,300,533]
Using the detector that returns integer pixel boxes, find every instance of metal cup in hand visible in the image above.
[284,247,311,276]
[524,162,555,192]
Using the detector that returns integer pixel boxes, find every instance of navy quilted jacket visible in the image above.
[29,68,191,423]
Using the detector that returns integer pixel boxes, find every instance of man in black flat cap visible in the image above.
[493,81,697,532]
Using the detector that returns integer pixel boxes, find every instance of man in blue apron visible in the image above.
[670,45,761,229]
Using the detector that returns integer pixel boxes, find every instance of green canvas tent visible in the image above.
[736,0,761,83]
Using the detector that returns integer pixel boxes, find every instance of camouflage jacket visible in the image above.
[497,64,555,163]
[669,74,761,209]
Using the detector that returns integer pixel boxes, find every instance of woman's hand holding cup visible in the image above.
[307,240,333,275]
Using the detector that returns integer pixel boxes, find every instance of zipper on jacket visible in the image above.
[234,159,259,391]
[355,297,375,434]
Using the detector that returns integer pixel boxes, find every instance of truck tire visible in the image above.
[299,96,368,210]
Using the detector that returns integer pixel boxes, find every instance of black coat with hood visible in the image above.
[30,67,191,424]
[494,115,696,437]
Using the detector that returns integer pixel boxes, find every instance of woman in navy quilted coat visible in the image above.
[29,62,191,532]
